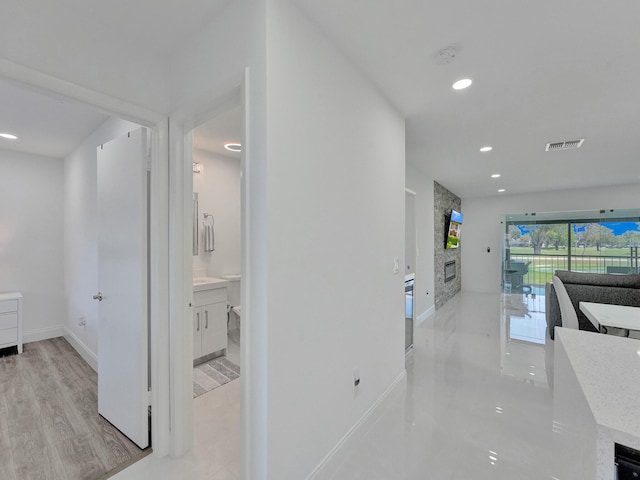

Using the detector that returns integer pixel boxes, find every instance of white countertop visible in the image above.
[556,328,640,444]
[192,277,228,292]
[579,301,640,331]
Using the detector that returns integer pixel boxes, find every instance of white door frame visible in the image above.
[167,66,268,476]
[167,79,245,455]
[0,60,172,456]
[169,68,270,479]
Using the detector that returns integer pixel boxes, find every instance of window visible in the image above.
[502,210,640,293]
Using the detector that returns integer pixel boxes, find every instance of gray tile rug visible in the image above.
[193,356,240,398]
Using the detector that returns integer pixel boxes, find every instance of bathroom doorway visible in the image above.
[186,93,244,474]
[192,100,243,369]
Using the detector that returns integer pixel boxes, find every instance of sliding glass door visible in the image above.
[502,210,640,293]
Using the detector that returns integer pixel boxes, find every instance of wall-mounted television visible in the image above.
[446,210,463,249]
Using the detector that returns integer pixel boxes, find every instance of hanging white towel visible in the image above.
[204,216,215,252]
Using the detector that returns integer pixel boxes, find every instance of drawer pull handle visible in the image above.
[197,312,200,331]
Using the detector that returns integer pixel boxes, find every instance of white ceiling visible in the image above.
[193,105,242,160]
[0,79,108,158]
[293,0,640,198]
[0,76,242,161]
[0,0,237,160]
[0,0,233,58]
[3,0,640,198]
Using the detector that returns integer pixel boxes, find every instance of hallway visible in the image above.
[318,292,553,479]
[111,292,553,479]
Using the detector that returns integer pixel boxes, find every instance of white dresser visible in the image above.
[0,292,23,354]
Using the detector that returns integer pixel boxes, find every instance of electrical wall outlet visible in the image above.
[393,258,399,274]
[78,317,86,327]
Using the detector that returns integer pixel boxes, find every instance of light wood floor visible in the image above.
[0,337,147,480]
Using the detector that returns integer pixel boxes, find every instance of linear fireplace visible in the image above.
[444,260,456,283]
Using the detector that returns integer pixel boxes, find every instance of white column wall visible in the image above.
[266,1,406,478]
[461,183,640,293]
[64,117,142,366]
[405,163,435,322]
[0,149,65,339]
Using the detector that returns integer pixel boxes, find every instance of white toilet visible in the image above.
[222,275,241,336]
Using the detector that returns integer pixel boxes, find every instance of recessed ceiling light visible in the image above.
[0,133,18,140]
[452,78,472,90]
[491,174,501,178]
[498,189,506,193]
[480,146,493,152]
[224,142,242,152]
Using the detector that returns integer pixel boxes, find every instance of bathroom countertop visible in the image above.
[193,277,228,292]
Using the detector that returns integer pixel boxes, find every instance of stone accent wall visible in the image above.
[434,181,462,309]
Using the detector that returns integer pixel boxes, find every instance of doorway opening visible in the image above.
[0,76,161,478]
[186,93,243,475]
[405,189,416,354]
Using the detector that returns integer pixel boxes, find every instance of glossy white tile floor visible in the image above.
[112,292,553,479]
[317,292,554,479]
[111,333,242,480]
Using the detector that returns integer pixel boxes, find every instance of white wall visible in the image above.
[461,183,640,293]
[266,1,406,478]
[64,117,142,364]
[0,149,65,339]
[192,149,241,278]
[405,164,435,321]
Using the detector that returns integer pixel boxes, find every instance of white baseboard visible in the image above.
[306,370,408,480]
[23,325,65,344]
[64,328,98,372]
[416,305,435,326]
[23,325,98,372]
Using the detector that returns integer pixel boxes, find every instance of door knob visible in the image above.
[92,292,103,301]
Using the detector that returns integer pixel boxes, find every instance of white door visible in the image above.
[96,128,149,449]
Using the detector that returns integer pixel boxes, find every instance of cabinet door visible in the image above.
[193,307,202,360]
[202,302,228,356]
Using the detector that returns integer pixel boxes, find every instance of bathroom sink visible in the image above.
[192,277,228,292]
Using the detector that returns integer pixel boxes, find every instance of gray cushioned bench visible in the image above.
[545,270,640,340]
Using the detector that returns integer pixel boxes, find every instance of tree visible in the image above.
[577,223,615,252]
[545,224,568,250]
[621,230,640,247]
[507,225,522,246]
[529,225,550,255]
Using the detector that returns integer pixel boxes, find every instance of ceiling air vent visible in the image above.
[545,139,585,151]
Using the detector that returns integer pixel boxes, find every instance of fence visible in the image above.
[507,253,638,288]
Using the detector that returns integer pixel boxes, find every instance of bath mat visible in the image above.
[193,356,240,398]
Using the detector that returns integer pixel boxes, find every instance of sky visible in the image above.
[517,221,640,236]
[576,222,640,235]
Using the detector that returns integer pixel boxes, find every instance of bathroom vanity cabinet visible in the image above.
[193,285,228,362]
[0,292,23,354]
